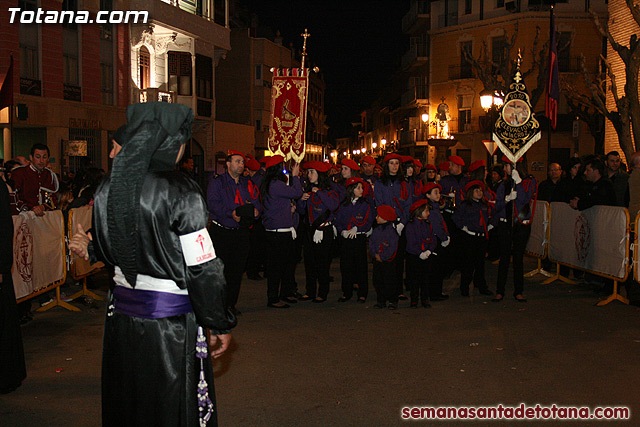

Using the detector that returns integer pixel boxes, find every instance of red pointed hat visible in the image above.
[246,158,261,171]
[263,155,284,169]
[361,155,376,165]
[383,153,403,163]
[345,177,367,188]
[468,160,486,172]
[302,160,331,173]
[410,198,430,213]
[341,158,361,171]
[422,182,442,194]
[449,155,465,166]
[227,149,247,161]
[424,163,437,172]
[438,161,450,171]
[376,205,397,222]
[464,180,485,192]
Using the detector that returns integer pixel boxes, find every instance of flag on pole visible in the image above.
[0,56,14,111]
[545,7,559,130]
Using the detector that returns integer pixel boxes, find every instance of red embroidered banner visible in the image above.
[267,68,308,163]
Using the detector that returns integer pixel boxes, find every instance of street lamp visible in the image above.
[361,147,366,153]
[480,89,504,165]
[421,113,429,141]
[372,142,377,149]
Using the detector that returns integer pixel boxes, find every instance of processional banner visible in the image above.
[267,68,309,163]
[12,210,66,299]
[548,203,629,280]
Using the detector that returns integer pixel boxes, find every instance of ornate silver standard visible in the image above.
[492,50,541,163]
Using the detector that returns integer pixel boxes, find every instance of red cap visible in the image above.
[410,198,430,213]
[245,153,254,160]
[361,155,376,166]
[424,163,437,172]
[413,158,423,168]
[383,153,403,163]
[374,163,383,171]
[227,149,246,161]
[464,180,485,193]
[400,155,414,164]
[376,205,397,222]
[246,158,260,171]
[468,160,486,172]
[259,156,270,164]
[263,155,284,169]
[331,164,340,171]
[501,155,524,165]
[341,158,361,171]
[449,155,465,166]
[438,161,450,171]
[345,177,367,188]
[302,160,331,173]
[422,182,442,194]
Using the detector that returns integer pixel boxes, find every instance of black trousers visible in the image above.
[406,253,430,304]
[441,213,462,277]
[302,227,333,299]
[0,274,26,393]
[496,222,531,296]
[209,223,249,309]
[395,231,407,295]
[459,232,489,293]
[427,253,445,298]
[246,221,266,276]
[265,231,296,304]
[373,259,397,304]
[339,235,368,299]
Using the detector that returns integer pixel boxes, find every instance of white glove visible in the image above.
[505,189,517,202]
[341,230,349,238]
[365,229,373,237]
[487,224,494,231]
[462,226,469,233]
[332,225,338,238]
[441,236,450,247]
[419,250,431,260]
[396,222,405,235]
[290,227,297,240]
[511,169,522,184]
[346,226,358,239]
[313,229,323,243]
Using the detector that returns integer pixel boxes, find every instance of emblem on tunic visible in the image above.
[15,222,33,284]
[492,51,541,163]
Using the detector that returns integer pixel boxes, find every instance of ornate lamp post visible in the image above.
[480,89,503,165]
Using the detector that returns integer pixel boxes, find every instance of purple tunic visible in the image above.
[262,176,303,230]
[493,176,537,225]
[405,218,437,255]
[207,172,261,229]
[334,198,374,233]
[452,199,492,234]
[297,189,340,227]
[428,200,450,243]
[374,176,411,224]
[439,173,469,209]
[368,222,399,262]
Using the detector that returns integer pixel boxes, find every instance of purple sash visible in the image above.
[113,286,193,319]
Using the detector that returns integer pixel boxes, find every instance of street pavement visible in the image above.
[1,256,639,426]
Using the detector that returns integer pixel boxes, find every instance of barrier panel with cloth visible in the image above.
[11,210,78,311]
[68,206,104,302]
[548,202,630,305]
[524,200,552,278]
[635,213,639,283]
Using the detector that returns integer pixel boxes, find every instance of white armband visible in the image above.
[179,228,217,266]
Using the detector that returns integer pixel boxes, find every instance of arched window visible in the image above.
[139,46,151,89]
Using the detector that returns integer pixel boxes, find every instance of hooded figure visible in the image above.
[83,102,236,427]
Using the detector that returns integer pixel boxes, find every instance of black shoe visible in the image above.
[247,273,263,280]
[312,297,326,303]
[421,301,432,308]
[373,303,386,309]
[338,296,351,302]
[267,302,290,308]
[410,302,418,309]
[281,297,298,304]
[514,295,527,303]
[491,294,504,303]
[357,297,366,304]
[398,294,408,301]
[478,288,493,296]
[388,303,398,310]
[299,295,313,301]
[461,289,470,297]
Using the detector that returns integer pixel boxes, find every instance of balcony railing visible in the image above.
[20,77,41,96]
[63,84,82,102]
[401,43,429,70]
[401,85,429,108]
[138,88,177,103]
[402,0,430,33]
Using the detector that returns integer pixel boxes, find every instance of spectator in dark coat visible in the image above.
[537,163,569,203]
[569,157,616,210]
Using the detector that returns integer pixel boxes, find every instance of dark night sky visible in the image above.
[243,0,409,142]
